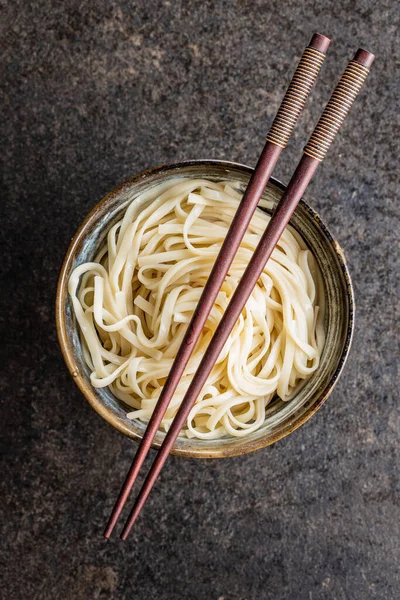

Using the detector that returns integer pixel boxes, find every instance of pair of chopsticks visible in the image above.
[104,34,374,540]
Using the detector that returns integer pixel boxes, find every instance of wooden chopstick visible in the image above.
[120,48,374,540]
[103,33,331,539]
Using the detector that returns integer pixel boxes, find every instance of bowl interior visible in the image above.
[56,160,354,458]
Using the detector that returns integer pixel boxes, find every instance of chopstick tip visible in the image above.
[103,524,113,539]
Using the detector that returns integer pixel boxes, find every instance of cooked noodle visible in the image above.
[69,178,325,439]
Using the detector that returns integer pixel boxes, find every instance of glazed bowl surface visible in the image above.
[56,160,354,458]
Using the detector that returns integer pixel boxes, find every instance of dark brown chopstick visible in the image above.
[120,48,374,540]
[104,33,330,538]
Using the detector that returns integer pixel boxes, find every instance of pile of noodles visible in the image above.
[69,178,325,439]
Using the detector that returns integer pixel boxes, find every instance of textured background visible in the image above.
[1,1,399,599]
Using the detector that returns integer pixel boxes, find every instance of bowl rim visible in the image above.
[55,159,355,458]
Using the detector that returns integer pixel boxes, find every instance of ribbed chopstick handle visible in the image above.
[266,36,329,149]
[304,52,373,161]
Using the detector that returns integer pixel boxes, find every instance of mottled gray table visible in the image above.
[1,2,399,599]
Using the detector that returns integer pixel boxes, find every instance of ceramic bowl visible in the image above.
[56,160,355,458]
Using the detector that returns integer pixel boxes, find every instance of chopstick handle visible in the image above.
[266,33,330,148]
[304,49,374,161]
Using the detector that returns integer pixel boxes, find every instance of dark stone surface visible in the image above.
[1,1,399,598]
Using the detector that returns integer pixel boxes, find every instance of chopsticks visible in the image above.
[104,32,331,538]
[119,48,374,540]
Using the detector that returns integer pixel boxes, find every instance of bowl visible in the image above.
[56,160,355,458]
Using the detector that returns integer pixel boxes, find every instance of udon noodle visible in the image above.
[69,178,325,439]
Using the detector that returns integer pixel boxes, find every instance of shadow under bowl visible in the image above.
[56,160,355,458]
